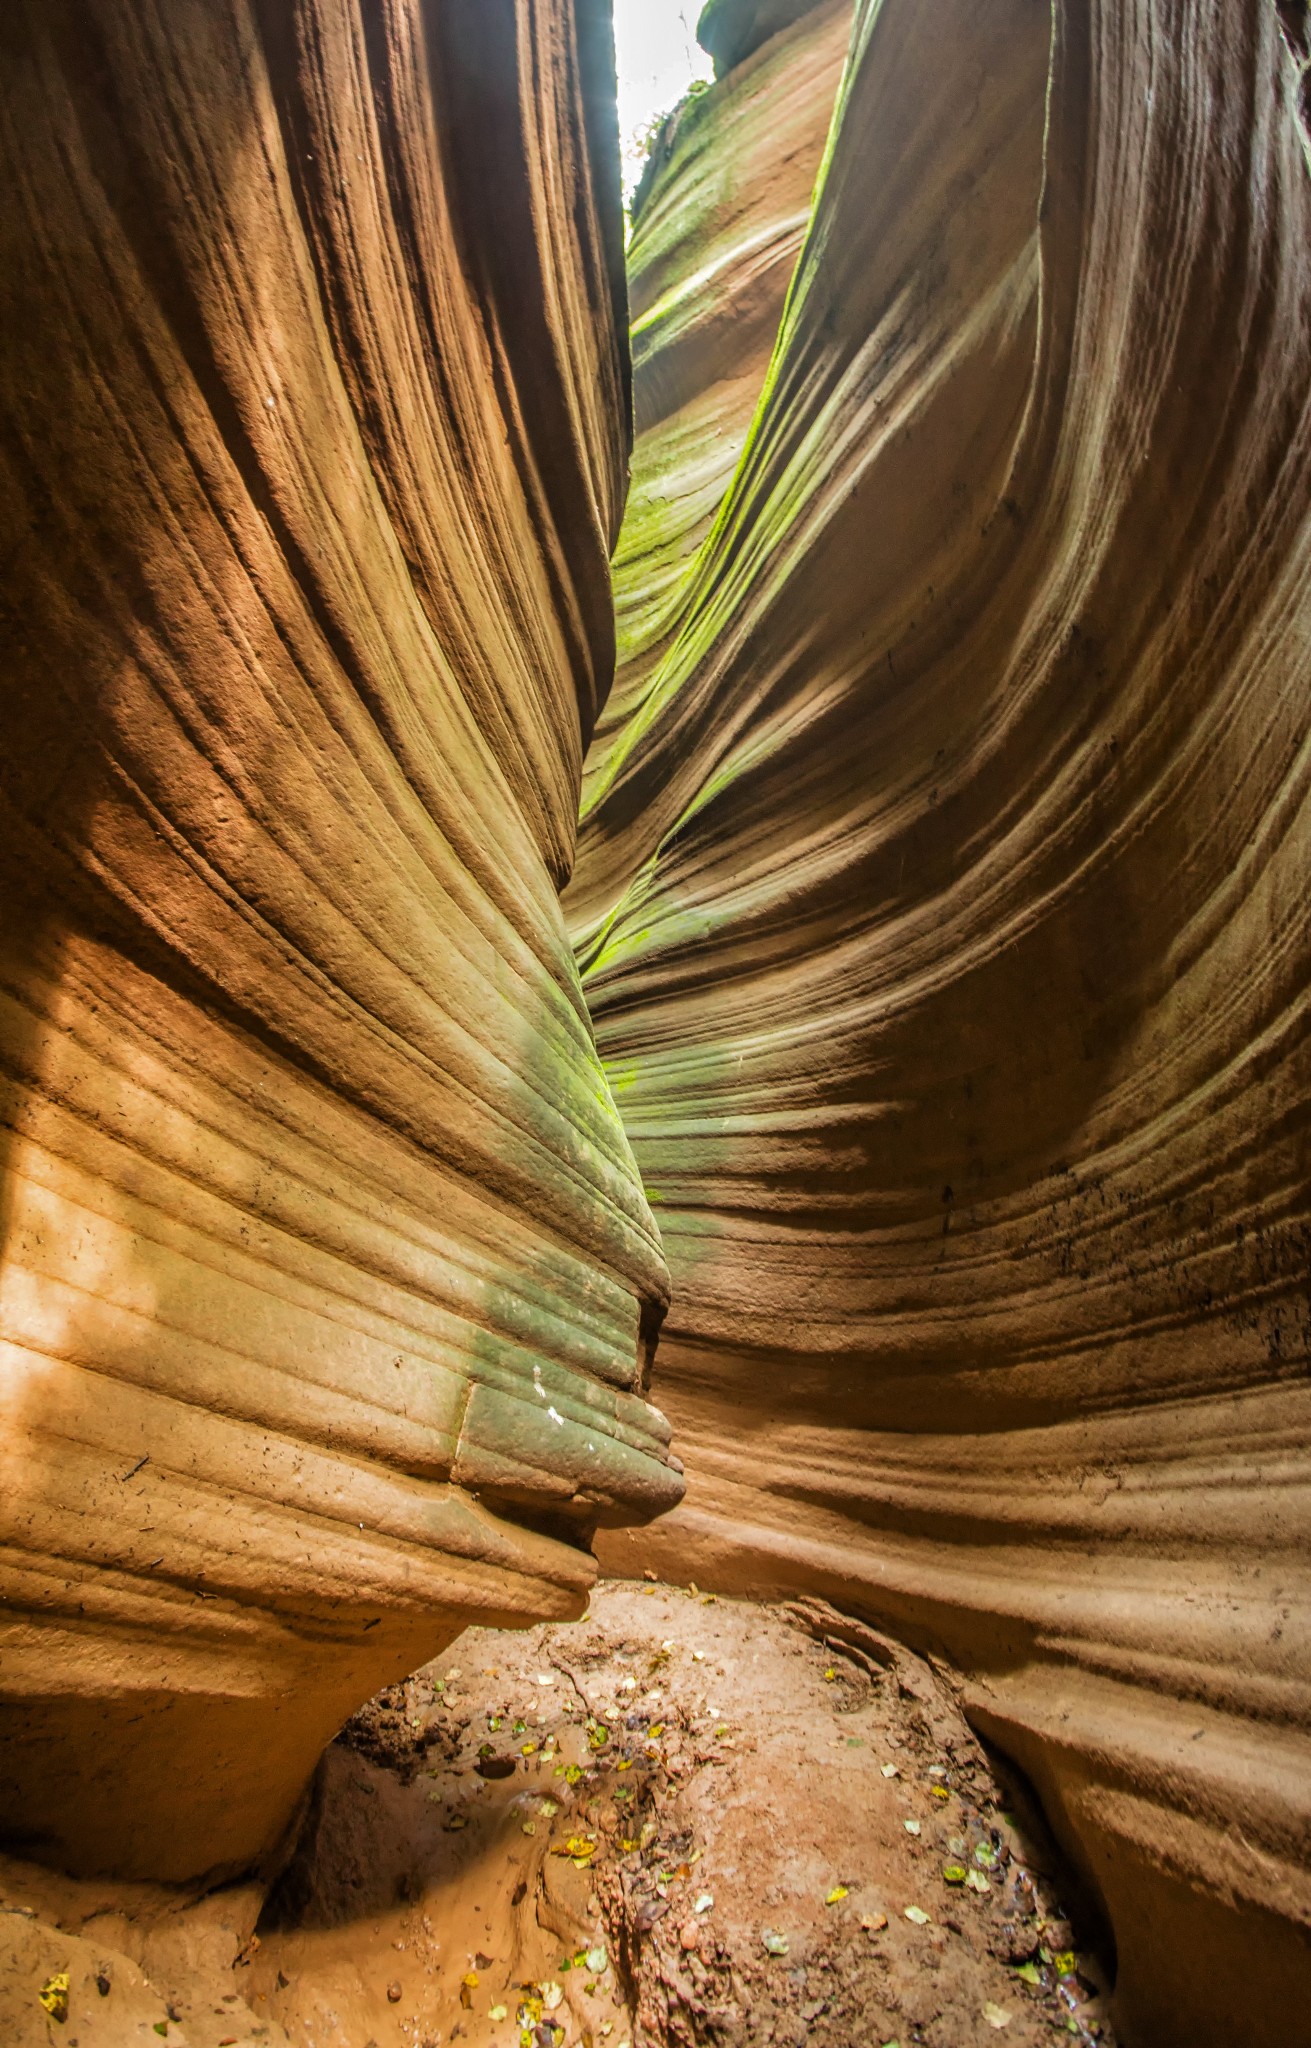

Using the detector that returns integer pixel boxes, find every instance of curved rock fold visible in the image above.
[0,0,679,1884]
[575,3,1311,2040]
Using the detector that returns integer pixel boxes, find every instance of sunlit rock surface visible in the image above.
[0,0,680,1884]
[572,2,1311,2039]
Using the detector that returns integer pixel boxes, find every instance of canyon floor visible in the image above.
[1,1583,1114,2048]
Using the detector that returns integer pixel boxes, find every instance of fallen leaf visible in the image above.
[761,1930,790,1957]
[1054,1950,1078,1978]
[967,1870,991,1894]
[521,1743,538,1757]
[586,1948,607,1973]
[490,2004,508,2021]
[904,1906,930,1926]
[552,1834,597,1862]
[982,2002,1012,2031]
[463,1972,480,1989]
[565,1764,585,1786]
[930,1787,951,1802]
[1014,1961,1043,1986]
[881,1763,900,1779]
[522,1821,537,1835]
[694,1893,714,1914]
[860,1913,889,1933]
[824,1667,837,1681]
[974,1843,999,1868]
[542,1982,563,2011]
[903,1820,921,1836]
[38,1975,70,2024]
[540,1797,559,1816]
[824,1885,850,1906]
[537,1674,556,1687]
[943,1865,968,1886]
[445,1813,468,1831]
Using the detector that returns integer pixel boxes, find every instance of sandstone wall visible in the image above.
[0,0,681,1884]
[574,3,1311,2040]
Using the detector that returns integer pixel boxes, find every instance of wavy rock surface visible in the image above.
[572,2,1311,2039]
[0,0,680,1884]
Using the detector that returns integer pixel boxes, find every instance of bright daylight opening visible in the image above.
[611,0,713,205]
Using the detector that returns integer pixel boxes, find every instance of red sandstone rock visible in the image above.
[577,3,1311,2042]
[0,0,679,1884]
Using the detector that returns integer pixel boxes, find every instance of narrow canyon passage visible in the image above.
[1,3,1309,2047]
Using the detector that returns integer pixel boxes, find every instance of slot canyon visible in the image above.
[0,1,1308,2045]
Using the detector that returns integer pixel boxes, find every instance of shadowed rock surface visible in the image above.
[0,0,681,1885]
[573,2,1311,2041]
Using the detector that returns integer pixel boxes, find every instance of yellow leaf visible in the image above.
[824,1885,850,1906]
[39,1974,70,2023]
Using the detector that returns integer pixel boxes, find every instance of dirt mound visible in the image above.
[0,1584,1115,2046]
[251,1582,1113,2048]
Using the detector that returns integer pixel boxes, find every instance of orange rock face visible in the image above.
[577,2,1311,2040]
[0,0,680,1883]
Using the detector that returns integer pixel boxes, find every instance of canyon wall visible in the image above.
[575,2,1311,2040]
[0,0,681,1885]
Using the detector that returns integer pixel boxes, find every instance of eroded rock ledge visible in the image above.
[0,0,680,1885]
[572,3,1311,2042]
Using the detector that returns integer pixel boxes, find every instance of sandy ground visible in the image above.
[0,1583,1114,2048]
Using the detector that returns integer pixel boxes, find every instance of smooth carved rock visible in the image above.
[0,0,679,1884]
[573,2,1311,2041]
[696,0,825,79]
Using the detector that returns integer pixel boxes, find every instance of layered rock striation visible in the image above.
[0,0,680,1884]
[573,2,1311,2040]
